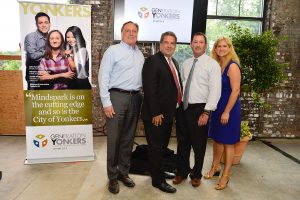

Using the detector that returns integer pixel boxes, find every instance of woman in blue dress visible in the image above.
[204,36,241,190]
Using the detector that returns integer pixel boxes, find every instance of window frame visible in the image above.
[206,0,267,32]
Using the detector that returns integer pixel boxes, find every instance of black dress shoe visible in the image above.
[108,179,119,194]
[117,174,135,187]
[153,182,177,193]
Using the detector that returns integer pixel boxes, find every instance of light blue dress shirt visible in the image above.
[98,41,144,107]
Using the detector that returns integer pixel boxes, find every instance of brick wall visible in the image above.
[74,0,300,138]
[244,0,300,137]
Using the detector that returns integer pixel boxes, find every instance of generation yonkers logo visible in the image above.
[50,133,87,146]
[33,134,48,148]
[138,6,181,21]
[138,7,150,19]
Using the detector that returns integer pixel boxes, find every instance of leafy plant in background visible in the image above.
[174,44,193,66]
[228,23,287,108]
[0,51,21,70]
[240,120,252,140]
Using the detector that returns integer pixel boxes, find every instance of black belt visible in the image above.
[109,88,140,95]
[187,103,205,109]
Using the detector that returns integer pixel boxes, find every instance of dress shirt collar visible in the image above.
[36,30,47,40]
[164,56,173,63]
[120,41,138,50]
[194,52,206,60]
[49,51,63,61]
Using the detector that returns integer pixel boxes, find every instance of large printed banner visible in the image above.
[19,2,95,164]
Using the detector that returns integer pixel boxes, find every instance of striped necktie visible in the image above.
[168,58,182,105]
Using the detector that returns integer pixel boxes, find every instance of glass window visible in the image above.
[217,0,240,16]
[207,0,217,15]
[177,0,265,64]
[206,19,262,50]
[240,0,264,17]
[206,0,264,50]
[173,44,194,67]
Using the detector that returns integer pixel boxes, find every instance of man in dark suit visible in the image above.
[141,31,181,193]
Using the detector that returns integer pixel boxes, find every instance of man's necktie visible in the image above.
[168,58,182,105]
[183,58,198,110]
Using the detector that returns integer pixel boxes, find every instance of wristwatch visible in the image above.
[203,109,211,116]
[66,54,71,58]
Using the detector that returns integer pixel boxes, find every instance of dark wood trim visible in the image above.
[0,55,21,61]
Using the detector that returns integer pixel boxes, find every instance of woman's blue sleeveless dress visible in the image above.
[209,60,241,144]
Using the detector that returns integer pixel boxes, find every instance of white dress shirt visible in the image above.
[181,53,221,111]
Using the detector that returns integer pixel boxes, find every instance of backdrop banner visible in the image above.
[19,2,95,164]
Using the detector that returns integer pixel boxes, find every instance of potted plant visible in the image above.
[232,121,252,164]
[221,121,252,165]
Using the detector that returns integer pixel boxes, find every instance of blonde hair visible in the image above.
[211,36,240,68]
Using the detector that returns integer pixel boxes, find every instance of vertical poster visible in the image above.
[19,2,95,164]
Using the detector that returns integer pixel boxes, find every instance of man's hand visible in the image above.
[104,105,115,119]
[152,114,164,126]
[198,113,209,126]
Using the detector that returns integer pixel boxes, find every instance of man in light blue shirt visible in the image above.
[98,21,144,194]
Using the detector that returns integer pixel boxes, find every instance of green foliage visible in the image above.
[241,121,252,140]
[0,60,21,70]
[173,44,193,66]
[251,91,272,110]
[0,51,21,70]
[228,24,286,93]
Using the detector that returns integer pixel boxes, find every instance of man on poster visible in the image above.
[24,12,50,90]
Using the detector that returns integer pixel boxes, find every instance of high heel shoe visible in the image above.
[203,164,221,179]
[215,174,230,190]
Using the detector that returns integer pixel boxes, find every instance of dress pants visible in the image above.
[106,91,142,180]
[143,120,173,186]
[176,103,209,179]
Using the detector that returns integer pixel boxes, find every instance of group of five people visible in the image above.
[99,21,242,194]
[24,12,241,195]
[24,15,241,193]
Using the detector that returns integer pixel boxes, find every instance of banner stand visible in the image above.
[19,2,94,165]
[25,154,96,164]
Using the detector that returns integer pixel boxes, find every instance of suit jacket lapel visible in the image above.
[158,51,175,81]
